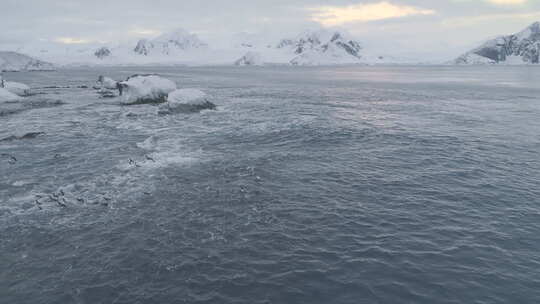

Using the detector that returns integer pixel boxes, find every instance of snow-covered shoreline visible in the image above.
[3,28,440,67]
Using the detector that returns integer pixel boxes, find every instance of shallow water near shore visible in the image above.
[1,65,540,303]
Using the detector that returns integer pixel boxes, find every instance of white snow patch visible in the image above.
[503,55,527,65]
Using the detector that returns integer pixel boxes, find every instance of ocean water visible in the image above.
[1,66,539,303]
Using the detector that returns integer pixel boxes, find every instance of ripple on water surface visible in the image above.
[1,66,540,303]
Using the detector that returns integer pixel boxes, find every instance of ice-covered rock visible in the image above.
[4,81,31,96]
[0,51,55,71]
[97,76,118,90]
[133,29,208,56]
[0,88,22,102]
[234,51,264,66]
[118,75,177,104]
[455,21,540,65]
[94,47,112,59]
[158,89,216,114]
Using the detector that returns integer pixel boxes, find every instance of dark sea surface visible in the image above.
[1,66,539,303]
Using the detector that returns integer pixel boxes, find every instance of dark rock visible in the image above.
[134,39,153,56]
[94,47,112,59]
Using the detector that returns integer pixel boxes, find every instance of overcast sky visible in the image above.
[1,0,540,58]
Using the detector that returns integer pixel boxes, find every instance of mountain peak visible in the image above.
[455,22,540,64]
[275,29,363,66]
[133,29,207,56]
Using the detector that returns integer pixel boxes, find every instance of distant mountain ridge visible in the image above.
[10,25,531,66]
[276,30,363,65]
[132,29,208,57]
[0,51,55,71]
[455,21,540,64]
[88,28,368,66]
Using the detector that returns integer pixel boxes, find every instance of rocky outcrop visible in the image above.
[455,21,540,64]
[134,39,153,56]
[94,47,112,59]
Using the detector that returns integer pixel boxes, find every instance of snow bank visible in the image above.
[0,88,23,102]
[4,81,31,96]
[158,89,216,114]
[119,75,177,104]
[235,51,263,66]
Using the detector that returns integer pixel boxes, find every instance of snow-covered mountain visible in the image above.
[455,21,540,65]
[275,30,363,65]
[0,51,55,71]
[133,29,208,56]
[3,27,422,66]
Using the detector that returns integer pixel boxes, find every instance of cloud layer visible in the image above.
[310,2,436,26]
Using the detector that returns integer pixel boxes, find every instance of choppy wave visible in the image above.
[1,66,540,303]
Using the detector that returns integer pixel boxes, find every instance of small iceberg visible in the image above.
[0,87,22,102]
[1,75,30,97]
[4,81,31,96]
[118,75,177,105]
[158,89,216,114]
